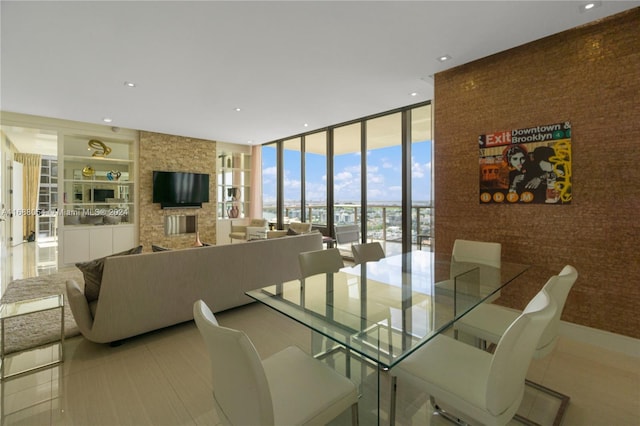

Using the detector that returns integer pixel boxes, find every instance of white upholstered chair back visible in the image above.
[452,239,502,268]
[486,287,557,416]
[248,218,268,228]
[334,224,360,246]
[536,265,578,358]
[352,242,385,265]
[450,239,502,301]
[193,300,274,425]
[288,222,313,234]
[298,248,344,278]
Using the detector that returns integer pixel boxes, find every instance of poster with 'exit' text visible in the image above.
[479,122,572,204]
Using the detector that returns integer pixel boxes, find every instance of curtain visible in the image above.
[249,145,262,218]
[14,153,41,239]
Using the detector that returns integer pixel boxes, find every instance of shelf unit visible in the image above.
[217,151,251,219]
[60,134,136,264]
[37,156,58,240]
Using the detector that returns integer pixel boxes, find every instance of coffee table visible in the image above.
[0,294,65,380]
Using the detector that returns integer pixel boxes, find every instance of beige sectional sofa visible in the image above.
[66,232,322,344]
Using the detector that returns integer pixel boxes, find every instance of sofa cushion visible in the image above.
[246,226,267,240]
[289,222,313,234]
[76,245,143,303]
[80,215,104,225]
[103,215,122,225]
[64,215,81,225]
[249,218,268,227]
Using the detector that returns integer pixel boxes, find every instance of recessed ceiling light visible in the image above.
[437,55,451,62]
[102,117,113,123]
[410,92,418,97]
[124,81,136,88]
[247,140,253,144]
[235,107,242,112]
[303,123,309,127]
[581,1,601,12]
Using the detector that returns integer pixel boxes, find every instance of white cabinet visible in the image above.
[89,227,113,260]
[62,225,136,264]
[113,225,135,252]
[62,228,90,264]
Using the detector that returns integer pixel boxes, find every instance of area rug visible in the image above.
[1,269,83,354]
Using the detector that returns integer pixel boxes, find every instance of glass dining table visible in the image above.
[246,250,529,424]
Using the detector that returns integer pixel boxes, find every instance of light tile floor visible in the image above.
[1,242,639,425]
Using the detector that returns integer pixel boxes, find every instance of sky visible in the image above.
[262,140,432,206]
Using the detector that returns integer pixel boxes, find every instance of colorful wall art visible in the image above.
[479,122,572,204]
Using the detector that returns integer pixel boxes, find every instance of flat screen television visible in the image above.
[90,189,115,202]
[152,171,210,208]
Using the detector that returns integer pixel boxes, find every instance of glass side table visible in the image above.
[0,294,65,380]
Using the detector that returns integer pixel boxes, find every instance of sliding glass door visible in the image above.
[261,101,432,253]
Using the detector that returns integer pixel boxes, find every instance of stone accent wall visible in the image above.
[139,131,217,250]
[433,9,639,338]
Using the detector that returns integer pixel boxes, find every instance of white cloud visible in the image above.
[335,171,353,182]
[262,166,277,177]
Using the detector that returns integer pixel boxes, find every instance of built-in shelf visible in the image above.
[60,133,137,263]
[217,151,251,220]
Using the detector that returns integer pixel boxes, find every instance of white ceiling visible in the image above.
[1,0,638,153]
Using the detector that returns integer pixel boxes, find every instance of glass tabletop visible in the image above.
[0,294,64,319]
[246,251,529,369]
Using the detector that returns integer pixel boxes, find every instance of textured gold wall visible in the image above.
[434,9,640,338]
[138,131,217,250]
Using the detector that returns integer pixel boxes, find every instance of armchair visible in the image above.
[229,218,268,242]
[266,221,314,239]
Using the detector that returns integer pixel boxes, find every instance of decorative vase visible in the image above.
[81,166,95,177]
[106,170,121,181]
[193,231,203,247]
[228,205,239,218]
[227,187,238,201]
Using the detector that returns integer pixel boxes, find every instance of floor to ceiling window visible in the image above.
[365,112,402,253]
[410,104,433,248]
[282,137,302,221]
[262,101,431,253]
[333,123,362,228]
[261,143,278,221]
[304,131,327,227]
[333,123,362,255]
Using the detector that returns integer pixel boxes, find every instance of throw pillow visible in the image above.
[152,244,171,252]
[80,215,104,225]
[76,245,143,303]
[63,215,81,225]
[287,227,299,236]
[103,215,122,225]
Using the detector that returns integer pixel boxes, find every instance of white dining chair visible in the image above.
[334,224,360,258]
[193,300,359,426]
[436,239,503,306]
[298,247,344,278]
[351,242,385,265]
[390,287,557,426]
[451,239,502,268]
[455,265,578,424]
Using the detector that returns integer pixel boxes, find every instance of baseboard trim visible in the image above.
[558,320,640,358]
